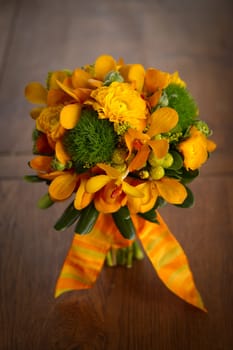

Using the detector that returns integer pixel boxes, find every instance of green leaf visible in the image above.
[75,202,99,235]
[181,168,199,184]
[165,169,182,180]
[175,186,194,208]
[138,208,158,223]
[112,206,136,240]
[37,193,54,209]
[54,201,81,231]
[169,150,183,170]
[24,175,45,183]
[154,196,166,209]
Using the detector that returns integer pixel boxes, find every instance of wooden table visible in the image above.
[0,0,232,349]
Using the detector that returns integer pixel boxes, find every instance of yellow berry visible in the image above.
[112,148,127,164]
[148,152,164,167]
[162,153,173,168]
[150,166,165,180]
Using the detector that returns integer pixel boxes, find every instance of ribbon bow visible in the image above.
[55,212,206,312]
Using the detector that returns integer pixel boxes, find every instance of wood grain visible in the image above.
[0,0,232,349]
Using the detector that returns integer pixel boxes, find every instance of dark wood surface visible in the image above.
[0,0,232,349]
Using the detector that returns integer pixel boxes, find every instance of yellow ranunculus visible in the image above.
[89,82,147,131]
[178,126,216,170]
[36,105,64,142]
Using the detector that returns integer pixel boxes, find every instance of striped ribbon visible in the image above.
[133,213,206,311]
[55,212,206,311]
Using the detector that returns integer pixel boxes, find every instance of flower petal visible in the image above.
[47,89,70,107]
[94,55,117,81]
[55,140,71,164]
[94,193,122,213]
[49,173,77,201]
[148,90,162,108]
[29,155,53,172]
[122,181,144,198]
[144,68,170,93]
[86,175,111,193]
[127,182,158,213]
[148,139,169,159]
[56,80,79,100]
[48,71,68,89]
[25,82,47,104]
[30,107,43,120]
[74,177,93,210]
[178,128,210,170]
[38,171,64,180]
[60,104,82,129]
[72,68,92,88]
[120,64,145,92]
[97,163,121,178]
[147,107,179,137]
[207,139,217,153]
[156,177,187,204]
[169,71,186,87]
[128,144,150,172]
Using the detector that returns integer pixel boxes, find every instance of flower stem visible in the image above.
[126,245,133,268]
[117,247,127,265]
[133,240,144,260]
[106,251,114,266]
[106,241,144,267]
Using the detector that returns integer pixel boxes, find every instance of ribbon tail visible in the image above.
[134,212,207,312]
[55,214,112,297]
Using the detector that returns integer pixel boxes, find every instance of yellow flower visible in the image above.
[89,82,147,131]
[36,105,64,142]
[178,126,216,170]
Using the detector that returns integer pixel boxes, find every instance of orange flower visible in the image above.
[178,126,217,170]
[127,177,187,213]
[29,155,77,201]
[74,175,94,210]
[125,107,178,171]
[85,163,144,213]
[143,68,186,108]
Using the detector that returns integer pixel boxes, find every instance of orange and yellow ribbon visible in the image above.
[55,213,206,312]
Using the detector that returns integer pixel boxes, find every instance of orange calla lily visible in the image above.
[125,107,179,171]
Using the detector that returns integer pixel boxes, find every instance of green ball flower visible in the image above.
[64,109,118,171]
[165,84,198,131]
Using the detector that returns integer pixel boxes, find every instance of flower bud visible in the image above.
[139,170,150,179]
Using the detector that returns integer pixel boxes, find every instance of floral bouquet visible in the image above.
[24,55,216,311]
